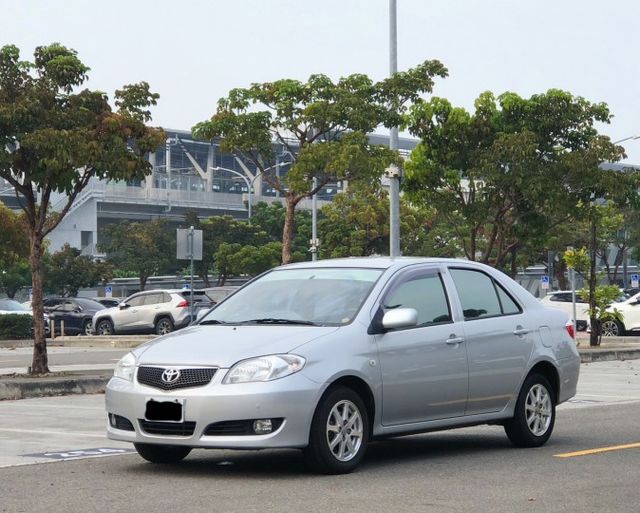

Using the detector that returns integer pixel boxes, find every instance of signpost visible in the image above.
[631,274,639,288]
[104,286,113,298]
[177,227,203,321]
[540,275,550,292]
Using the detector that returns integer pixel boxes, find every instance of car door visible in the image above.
[447,267,534,416]
[374,266,469,425]
[116,294,146,330]
[140,292,164,329]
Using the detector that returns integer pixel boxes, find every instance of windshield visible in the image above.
[201,267,383,326]
[0,299,29,312]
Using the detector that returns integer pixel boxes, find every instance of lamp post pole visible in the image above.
[388,0,401,258]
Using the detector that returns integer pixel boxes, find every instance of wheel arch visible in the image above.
[153,313,175,326]
[319,375,376,437]
[528,360,560,404]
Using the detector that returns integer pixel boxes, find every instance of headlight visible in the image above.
[223,354,306,384]
[113,352,136,381]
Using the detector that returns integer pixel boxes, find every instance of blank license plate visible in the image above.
[145,398,184,422]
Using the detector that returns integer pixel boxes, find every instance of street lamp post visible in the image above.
[388,0,401,258]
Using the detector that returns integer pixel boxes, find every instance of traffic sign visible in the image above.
[632,274,639,288]
[182,283,191,291]
[104,286,113,298]
[541,275,550,290]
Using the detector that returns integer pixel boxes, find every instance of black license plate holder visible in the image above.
[145,398,184,422]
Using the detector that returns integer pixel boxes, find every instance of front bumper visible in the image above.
[105,368,320,449]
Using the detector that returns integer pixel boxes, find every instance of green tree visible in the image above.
[181,211,272,286]
[0,203,29,271]
[214,241,282,283]
[193,60,447,263]
[0,44,164,373]
[44,243,113,297]
[99,219,174,291]
[404,90,628,270]
[0,261,31,299]
[319,182,434,258]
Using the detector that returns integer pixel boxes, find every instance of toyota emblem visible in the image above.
[161,368,181,383]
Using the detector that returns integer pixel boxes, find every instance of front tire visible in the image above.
[134,443,191,464]
[504,373,555,447]
[82,320,93,336]
[304,386,369,474]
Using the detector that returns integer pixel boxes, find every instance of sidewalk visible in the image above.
[1,336,639,401]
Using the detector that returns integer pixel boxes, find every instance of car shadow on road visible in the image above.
[122,428,549,478]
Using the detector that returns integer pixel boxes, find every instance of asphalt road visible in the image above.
[1,361,639,513]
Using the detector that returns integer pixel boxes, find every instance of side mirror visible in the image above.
[118,302,129,309]
[381,308,418,331]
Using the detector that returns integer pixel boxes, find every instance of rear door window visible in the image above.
[449,268,521,320]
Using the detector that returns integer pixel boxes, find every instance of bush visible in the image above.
[0,314,33,340]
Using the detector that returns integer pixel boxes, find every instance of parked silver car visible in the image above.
[106,258,580,474]
[93,289,211,336]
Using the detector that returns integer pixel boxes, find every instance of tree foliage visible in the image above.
[0,203,29,270]
[44,243,112,297]
[193,61,447,263]
[215,241,282,283]
[319,182,434,258]
[99,219,174,291]
[0,43,164,373]
[404,90,634,270]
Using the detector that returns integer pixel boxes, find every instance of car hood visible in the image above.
[133,324,340,368]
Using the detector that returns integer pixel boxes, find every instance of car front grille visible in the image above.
[137,366,217,391]
[139,420,196,437]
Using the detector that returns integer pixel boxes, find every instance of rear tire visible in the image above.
[504,373,555,448]
[82,320,92,336]
[600,319,624,337]
[155,317,174,336]
[134,443,191,464]
[304,386,369,474]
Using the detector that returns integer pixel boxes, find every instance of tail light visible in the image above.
[565,320,575,340]
[176,300,189,308]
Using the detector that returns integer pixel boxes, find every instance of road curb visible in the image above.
[0,376,109,401]
[579,349,640,363]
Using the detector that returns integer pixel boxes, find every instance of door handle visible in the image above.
[513,327,530,336]
[445,336,465,345]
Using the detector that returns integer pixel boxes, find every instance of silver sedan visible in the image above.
[106,257,580,474]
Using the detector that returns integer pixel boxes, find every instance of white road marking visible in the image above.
[0,428,106,438]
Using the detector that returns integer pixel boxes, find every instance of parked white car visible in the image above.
[539,291,589,331]
[600,292,640,336]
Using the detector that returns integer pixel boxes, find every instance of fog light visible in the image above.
[253,419,273,434]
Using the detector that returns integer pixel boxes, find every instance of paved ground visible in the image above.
[0,361,639,512]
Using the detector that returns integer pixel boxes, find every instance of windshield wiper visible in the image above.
[199,319,226,325]
[239,318,319,326]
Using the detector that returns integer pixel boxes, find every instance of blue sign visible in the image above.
[104,286,113,298]
[631,274,639,287]
[182,284,191,290]
[540,275,550,290]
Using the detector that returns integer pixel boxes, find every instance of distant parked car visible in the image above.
[598,291,640,336]
[92,289,211,336]
[43,298,106,336]
[1,298,51,336]
[539,290,590,331]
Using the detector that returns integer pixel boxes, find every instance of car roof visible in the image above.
[280,256,485,271]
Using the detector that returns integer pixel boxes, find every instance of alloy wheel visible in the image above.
[525,384,552,436]
[600,320,620,337]
[325,400,363,462]
[84,322,93,335]
[157,319,172,335]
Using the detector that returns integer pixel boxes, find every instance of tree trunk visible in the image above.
[281,197,296,265]
[589,216,599,347]
[29,233,49,374]
[555,258,568,291]
[140,275,147,291]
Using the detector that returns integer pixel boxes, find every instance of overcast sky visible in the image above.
[3,0,639,162]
